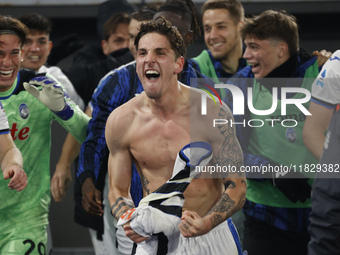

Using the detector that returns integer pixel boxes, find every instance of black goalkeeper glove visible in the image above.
[47,33,84,65]
[271,171,311,203]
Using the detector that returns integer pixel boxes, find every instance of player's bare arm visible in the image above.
[106,99,151,244]
[179,95,246,237]
[210,105,246,219]
[106,104,136,221]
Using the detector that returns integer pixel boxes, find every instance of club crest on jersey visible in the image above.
[285,127,297,143]
[19,103,29,119]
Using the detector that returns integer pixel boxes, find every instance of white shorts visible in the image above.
[176,218,242,255]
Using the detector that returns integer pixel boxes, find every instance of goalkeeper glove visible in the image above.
[23,76,74,120]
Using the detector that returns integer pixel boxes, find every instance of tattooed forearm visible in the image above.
[112,201,126,219]
[235,180,247,211]
[207,179,247,229]
[140,172,151,195]
[111,196,134,220]
[209,214,224,229]
[111,197,124,211]
[236,191,247,211]
[206,193,236,228]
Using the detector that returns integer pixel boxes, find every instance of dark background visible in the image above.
[1,0,340,251]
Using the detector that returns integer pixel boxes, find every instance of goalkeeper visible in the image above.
[0,15,89,254]
[0,101,27,192]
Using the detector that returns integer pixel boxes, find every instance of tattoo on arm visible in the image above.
[207,193,236,229]
[210,214,224,229]
[207,180,247,229]
[236,180,247,210]
[112,202,126,219]
[237,191,247,212]
[111,197,124,211]
[205,105,247,230]
[111,197,134,220]
[223,180,236,190]
[241,180,247,187]
[216,108,244,177]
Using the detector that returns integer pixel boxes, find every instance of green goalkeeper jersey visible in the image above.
[0,69,89,253]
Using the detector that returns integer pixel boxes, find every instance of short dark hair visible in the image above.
[201,0,244,24]
[0,15,28,47]
[18,13,52,35]
[241,10,299,56]
[134,17,186,59]
[103,12,131,40]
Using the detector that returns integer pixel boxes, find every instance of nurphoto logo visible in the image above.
[200,82,312,128]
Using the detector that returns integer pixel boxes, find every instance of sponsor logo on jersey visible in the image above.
[19,103,29,119]
[10,123,30,141]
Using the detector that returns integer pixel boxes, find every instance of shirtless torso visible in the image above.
[106,26,245,242]
[107,82,244,223]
